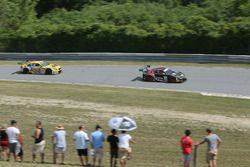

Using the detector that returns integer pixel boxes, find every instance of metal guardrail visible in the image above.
[0,53,250,63]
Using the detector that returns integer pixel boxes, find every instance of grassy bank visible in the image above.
[0,81,249,167]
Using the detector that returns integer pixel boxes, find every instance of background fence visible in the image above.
[0,53,250,63]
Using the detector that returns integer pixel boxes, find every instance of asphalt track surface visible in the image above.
[0,65,250,98]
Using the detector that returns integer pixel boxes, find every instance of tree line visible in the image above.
[0,0,249,54]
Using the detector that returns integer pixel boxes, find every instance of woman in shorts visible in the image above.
[0,125,9,161]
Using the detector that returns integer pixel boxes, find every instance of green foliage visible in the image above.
[1,0,250,54]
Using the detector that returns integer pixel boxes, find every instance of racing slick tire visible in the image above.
[22,68,29,74]
[45,69,52,75]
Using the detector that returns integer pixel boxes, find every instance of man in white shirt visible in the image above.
[52,125,66,165]
[6,120,21,162]
[118,131,135,167]
[73,125,90,166]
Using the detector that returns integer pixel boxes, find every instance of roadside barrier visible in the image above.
[0,52,250,63]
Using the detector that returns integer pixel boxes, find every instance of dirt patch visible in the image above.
[1,94,250,130]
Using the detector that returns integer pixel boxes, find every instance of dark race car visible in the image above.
[139,65,187,83]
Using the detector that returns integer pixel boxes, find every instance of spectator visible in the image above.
[195,128,222,167]
[118,131,135,167]
[107,129,119,167]
[52,125,67,165]
[32,121,46,163]
[90,125,105,167]
[6,120,21,162]
[0,124,9,161]
[180,129,193,167]
[16,134,24,162]
[73,125,90,166]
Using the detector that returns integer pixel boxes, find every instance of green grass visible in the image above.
[0,60,250,68]
[0,81,249,117]
[0,81,250,167]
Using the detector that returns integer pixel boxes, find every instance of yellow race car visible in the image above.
[19,60,62,75]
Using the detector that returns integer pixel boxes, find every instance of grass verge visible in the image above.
[0,81,249,167]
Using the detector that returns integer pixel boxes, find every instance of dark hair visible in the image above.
[185,129,191,136]
[10,120,17,125]
[121,130,126,134]
[96,125,102,130]
[79,125,84,130]
[206,128,212,133]
[36,121,42,126]
[111,129,116,134]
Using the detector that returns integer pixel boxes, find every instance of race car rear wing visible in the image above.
[17,60,30,65]
[138,65,151,72]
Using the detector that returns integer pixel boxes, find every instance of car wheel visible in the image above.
[163,76,168,83]
[45,69,52,75]
[22,68,29,74]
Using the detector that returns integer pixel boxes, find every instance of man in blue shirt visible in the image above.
[73,125,89,166]
[52,125,67,165]
[90,125,105,167]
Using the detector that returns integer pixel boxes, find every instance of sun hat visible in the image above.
[56,124,65,130]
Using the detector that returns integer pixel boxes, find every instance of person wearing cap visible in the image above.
[180,129,193,167]
[32,121,46,163]
[52,124,67,165]
[195,128,222,167]
[6,120,21,162]
[107,129,119,167]
[73,125,90,166]
[90,125,105,167]
[0,124,9,161]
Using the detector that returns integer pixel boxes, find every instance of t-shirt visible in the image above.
[107,135,119,150]
[74,131,89,149]
[180,136,193,155]
[6,127,20,143]
[90,130,105,149]
[118,133,132,149]
[205,134,221,152]
[53,130,67,148]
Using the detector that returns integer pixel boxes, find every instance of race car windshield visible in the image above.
[163,68,174,74]
[41,61,49,66]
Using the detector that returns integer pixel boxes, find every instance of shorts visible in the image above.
[206,151,217,163]
[0,140,8,147]
[32,140,46,154]
[92,148,103,159]
[54,147,66,154]
[17,147,24,156]
[183,154,192,162]
[9,143,17,153]
[15,142,23,156]
[119,148,129,160]
[77,149,88,156]
[110,149,118,158]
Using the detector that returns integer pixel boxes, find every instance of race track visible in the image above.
[0,65,250,98]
